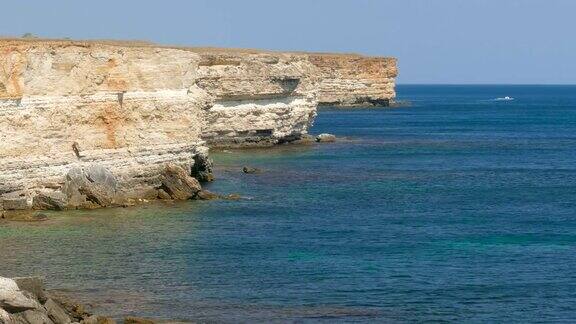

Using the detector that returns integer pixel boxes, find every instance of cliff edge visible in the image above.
[0,39,397,212]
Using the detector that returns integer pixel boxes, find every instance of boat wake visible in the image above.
[494,96,514,101]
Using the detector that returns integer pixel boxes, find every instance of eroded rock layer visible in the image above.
[309,54,398,106]
[0,39,397,211]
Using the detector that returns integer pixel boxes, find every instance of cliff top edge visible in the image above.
[0,37,396,61]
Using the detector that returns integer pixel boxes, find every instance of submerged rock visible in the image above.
[124,317,156,324]
[315,133,336,143]
[195,190,219,200]
[242,166,261,174]
[1,211,49,222]
[224,193,242,201]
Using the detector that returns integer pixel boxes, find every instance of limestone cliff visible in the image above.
[0,39,397,211]
[309,54,397,107]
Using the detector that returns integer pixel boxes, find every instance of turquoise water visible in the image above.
[2,85,576,322]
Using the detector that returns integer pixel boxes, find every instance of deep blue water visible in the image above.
[2,85,576,322]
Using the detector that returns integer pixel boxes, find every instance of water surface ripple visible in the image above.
[2,85,576,322]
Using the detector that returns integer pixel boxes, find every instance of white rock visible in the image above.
[0,307,11,323]
[316,133,337,142]
[0,277,41,313]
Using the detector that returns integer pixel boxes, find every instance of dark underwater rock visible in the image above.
[242,166,261,174]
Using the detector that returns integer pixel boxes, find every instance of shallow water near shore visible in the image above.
[2,85,576,322]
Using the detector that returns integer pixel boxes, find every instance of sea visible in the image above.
[2,85,576,322]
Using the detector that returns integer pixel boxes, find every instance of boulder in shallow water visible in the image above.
[1,197,30,211]
[0,277,41,313]
[286,134,315,145]
[14,309,54,324]
[63,165,118,208]
[315,133,336,143]
[224,193,242,201]
[44,299,72,324]
[32,191,68,211]
[159,164,202,200]
[194,190,219,200]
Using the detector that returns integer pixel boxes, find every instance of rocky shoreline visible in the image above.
[0,133,336,222]
[1,276,108,324]
[0,160,214,222]
[0,38,396,215]
[1,37,388,321]
[1,276,191,324]
[0,133,339,323]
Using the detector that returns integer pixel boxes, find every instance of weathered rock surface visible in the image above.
[12,309,54,324]
[63,165,118,208]
[44,299,71,324]
[32,192,67,211]
[0,277,41,313]
[0,38,396,211]
[0,276,116,324]
[0,307,12,323]
[1,197,29,211]
[12,278,46,303]
[310,54,397,107]
[195,190,219,200]
[159,164,201,200]
[190,148,214,182]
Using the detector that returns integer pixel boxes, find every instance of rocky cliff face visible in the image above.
[309,54,397,107]
[0,39,397,211]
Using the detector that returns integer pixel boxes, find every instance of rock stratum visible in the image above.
[0,39,397,212]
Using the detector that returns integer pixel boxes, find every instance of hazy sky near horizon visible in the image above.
[1,0,574,84]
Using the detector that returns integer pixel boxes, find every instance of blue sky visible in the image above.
[1,0,574,84]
